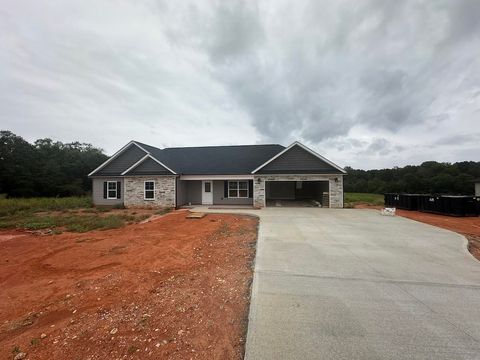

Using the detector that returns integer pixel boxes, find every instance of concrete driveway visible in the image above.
[241,208,480,360]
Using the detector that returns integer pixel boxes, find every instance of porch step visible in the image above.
[186,212,206,219]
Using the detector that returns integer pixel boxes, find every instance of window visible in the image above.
[204,182,211,193]
[144,181,155,200]
[296,181,303,189]
[107,181,117,199]
[228,181,248,198]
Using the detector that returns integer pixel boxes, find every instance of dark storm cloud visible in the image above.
[0,0,479,168]
[189,0,480,155]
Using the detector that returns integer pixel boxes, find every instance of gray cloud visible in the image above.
[434,133,480,146]
[0,0,479,169]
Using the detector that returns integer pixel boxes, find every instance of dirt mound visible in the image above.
[0,210,258,359]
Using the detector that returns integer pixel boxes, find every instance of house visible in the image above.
[88,141,346,208]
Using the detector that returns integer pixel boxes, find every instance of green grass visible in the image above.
[344,193,384,208]
[0,196,147,233]
[0,213,129,233]
[0,196,92,217]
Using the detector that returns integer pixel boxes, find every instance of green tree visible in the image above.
[344,160,479,195]
[0,131,108,197]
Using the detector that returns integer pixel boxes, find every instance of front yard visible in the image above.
[0,197,168,233]
[0,208,258,359]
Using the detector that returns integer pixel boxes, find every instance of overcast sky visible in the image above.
[1,0,479,169]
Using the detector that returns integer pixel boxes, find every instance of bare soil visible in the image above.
[0,210,258,360]
[354,204,480,261]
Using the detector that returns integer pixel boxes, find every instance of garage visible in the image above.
[265,180,329,207]
[251,142,346,208]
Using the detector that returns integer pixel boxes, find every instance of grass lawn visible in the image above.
[344,192,384,208]
[0,196,92,217]
[0,197,158,233]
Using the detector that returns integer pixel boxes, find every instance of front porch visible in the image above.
[176,176,254,207]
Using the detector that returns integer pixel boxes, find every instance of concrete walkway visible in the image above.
[194,207,480,359]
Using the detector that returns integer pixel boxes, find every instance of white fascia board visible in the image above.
[88,141,147,177]
[251,141,347,174]
[179,175,254,180]
[255,174,343,179]
[121,154,177,175]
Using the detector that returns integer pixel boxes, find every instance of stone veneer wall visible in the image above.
[328,175,343,208]
[253,175,344,208]
[124,176,176,208]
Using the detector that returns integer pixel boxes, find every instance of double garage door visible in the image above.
[265,180,329,207]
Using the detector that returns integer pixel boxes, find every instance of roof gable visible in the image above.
[122,155,175,175]
[91,143,147,176]
[252,142,346,175]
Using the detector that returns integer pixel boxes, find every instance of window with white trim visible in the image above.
[107,181,117,199]
[144,181,155,200]
[228,181,248,198]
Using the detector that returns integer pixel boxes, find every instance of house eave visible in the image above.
[251,141,347,174]
[179,174,254,180]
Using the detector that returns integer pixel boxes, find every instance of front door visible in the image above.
[202,180,213,205]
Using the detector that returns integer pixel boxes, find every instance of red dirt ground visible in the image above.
[354,204,480,261]
[0,210,258,360]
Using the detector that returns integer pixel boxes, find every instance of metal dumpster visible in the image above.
[475,197,480,216]
[418,195,442,214]
[398,194,420,211]
[440,196,478,217]
[384,193,400,207]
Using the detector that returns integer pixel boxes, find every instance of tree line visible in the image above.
[1,130,479,197]
[0,131,108,197]
[344,161,480,195]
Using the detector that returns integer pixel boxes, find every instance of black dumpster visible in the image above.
[398,194,420,211]
[418,195,442,214]
[384,193,400,207]
[384,193,390,206]
[475,197,480,216]
[384,193,420,210]
[440,196,478,217]
[384,193,393,206]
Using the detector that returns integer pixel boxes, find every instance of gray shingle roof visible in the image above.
[135,142,285,175]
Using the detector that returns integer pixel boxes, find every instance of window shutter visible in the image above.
[103,182,107,199]
[117,181,121,199]
[224,181,228,198]
[248,180,253,198]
